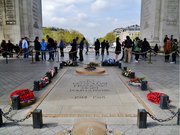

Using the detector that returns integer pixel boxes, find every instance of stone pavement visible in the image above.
[0,51,179,135]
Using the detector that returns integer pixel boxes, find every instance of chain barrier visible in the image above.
[147,109,179,123]
[0,107,32,123]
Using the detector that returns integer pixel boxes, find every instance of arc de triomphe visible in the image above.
[0,0,179,46]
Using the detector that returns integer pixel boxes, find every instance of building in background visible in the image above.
[113,25,140,43]
[140,0,180,46]
[0,0,42,44]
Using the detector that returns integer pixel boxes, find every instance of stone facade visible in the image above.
[113,25,140,43]
[0,0,42,44]
[140,0,180,46]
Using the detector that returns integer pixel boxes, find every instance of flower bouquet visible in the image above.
[10,89,35,107]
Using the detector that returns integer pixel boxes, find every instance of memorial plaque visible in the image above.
[38,68,141,116]
[4,0,16,25]
[166,0,179,25]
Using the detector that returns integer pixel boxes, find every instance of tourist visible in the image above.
[115,37,121,62]
[164,35,169,43]
[46,35,55,61]
[94,39,100,56]
[14,44,20,55]
[16,38,23,58]
[58,40,65,57]
[34,36,41,61]
[124,36,133,63]
[70,39,78,61]
[79,37,86,61]
[7,40,14,57]
[101,40,106,56]
[1,40,7,58]
[133,37,141,62]
[22,37,29,58]
[106,41,110,55]
[40,39,47,61]
[141,38,151,60]
[153,44,159,55]
[164,38,171,62]
[170,39,179,64]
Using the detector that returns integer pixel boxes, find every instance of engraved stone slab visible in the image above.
[38,68,142,117]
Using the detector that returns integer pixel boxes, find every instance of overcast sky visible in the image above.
[42,0,141,42]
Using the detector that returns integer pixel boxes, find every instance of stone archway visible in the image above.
[140,0,180,46]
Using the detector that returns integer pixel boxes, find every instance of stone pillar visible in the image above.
[0,0,42,44]
[141,0,180,47]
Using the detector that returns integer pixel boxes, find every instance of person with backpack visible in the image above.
[124,36,133,63]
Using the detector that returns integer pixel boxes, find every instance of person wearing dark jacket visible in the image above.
[141,38,151,59]
[79,37,86,61]
[94,39,100,56]
[70,39,78,61]
[124,36,133,63]
[1,40,7,58]
[7,40,14,57]
[34,36,41,61]
[115,37,121,61]
[46,35,55,61]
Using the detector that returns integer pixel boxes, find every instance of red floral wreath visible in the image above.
[147,92,164,104]
[10,89,35,106]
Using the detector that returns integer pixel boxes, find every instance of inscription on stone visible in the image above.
[0,0,4,26]
[142,0,152,29]
[70,80,109,99]
[33,0,39,28]
[4,0,16,25]
[166,0,178,25]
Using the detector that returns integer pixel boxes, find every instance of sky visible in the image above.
[42,0,141,42]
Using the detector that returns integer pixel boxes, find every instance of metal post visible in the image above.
[32,109,43,128]
[177,109,180,125]
[0,109,3,127]
[160,94,169,109]
[54,67,58,74]
[46,72,52,81]
[137,109,147,128]
[141,81,148,91]
[5,54,8,64]
[118,62,122,69]
[130,72,135,79]
[33,81,40,91]
[31,50,34,64]
[123,67,127,71]
[148,49,152,64]
[60,63,63,69]
[12,95,20,110]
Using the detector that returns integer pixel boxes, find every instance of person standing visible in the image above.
[1,40,7,58]
[170,39,178,64]
[79,37,86,61]
[141,38,151,59]
[34,36,41,61]
[94,39,100,56]
[46,35,55,61]
[40,39,47,61]
[7,40,14,57]
[58,40,65,57]
[115,37,121,62]
[124,36,133,63]
[22,37,29,58]
[133,37,141,62]
[106,40,110,55]
[101,40,106,56]
[164,38,171,62]
[70,39,78,61]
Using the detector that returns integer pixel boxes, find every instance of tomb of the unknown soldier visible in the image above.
[0,0,179,135]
